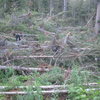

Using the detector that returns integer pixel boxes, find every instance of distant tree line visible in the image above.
[0,0,100,33]
[0,0,97,16]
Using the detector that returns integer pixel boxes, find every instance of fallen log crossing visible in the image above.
[0,90,68,95]
[15,55,77,59]
[0,65,50,72]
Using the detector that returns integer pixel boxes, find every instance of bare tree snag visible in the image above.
[63,0,68,18]
[95,2,100,34]
[50,0,54,16]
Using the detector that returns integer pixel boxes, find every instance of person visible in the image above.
[16,33,21,41]
[14,33,21,41]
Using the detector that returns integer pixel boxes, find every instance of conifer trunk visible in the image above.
[63,0,68,18]
[95,2,100,34]
[50,0,54,16]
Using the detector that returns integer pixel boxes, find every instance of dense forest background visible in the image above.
[0,0,97,26]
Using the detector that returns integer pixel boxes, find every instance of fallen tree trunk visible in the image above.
[37,28,55,35]
[15,55,77,59]
[45,11,67,22]
[0,85,67,90]
[0,65,99,76]
[0,90,68,95]
[0,88,99,95]
[0,65,50,72]
[0,83,99,90]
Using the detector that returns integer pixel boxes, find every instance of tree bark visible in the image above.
[95,2,100,34]
[63,0,68,18]
[0,65,50,72]
[0,90,68,95]
[50,0,54,16]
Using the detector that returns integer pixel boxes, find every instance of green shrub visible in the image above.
[43,21,57,32]
[79,27,88,32]
[68,84,100,100]
[0,68,14,83]
[0,23,12,33]
[37,67,64,85]
[65,65,100,100]
[0,95,6,100]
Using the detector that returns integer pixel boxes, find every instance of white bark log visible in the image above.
[0,83,98,90]
[0,85,67,90]
[0,65,50,72]
[38,27,55,35]
[0,90,68,95]
[15,55,77,59]
[0,88,99,95]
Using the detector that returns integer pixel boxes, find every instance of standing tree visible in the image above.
[50,0,54,16]
[63,0,68,18]
[95,0,100,34]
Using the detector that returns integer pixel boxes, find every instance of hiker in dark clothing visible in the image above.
[15,33,21,41]
[13,33,22,41]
